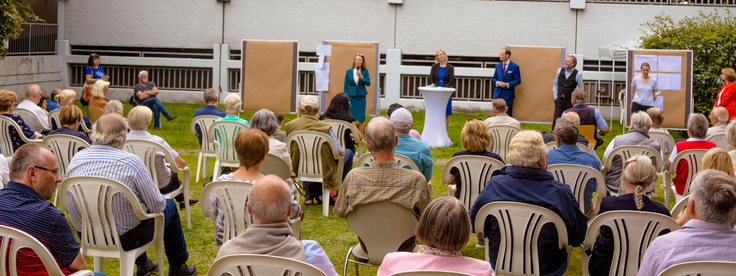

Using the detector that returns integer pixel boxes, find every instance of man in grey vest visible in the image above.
[552,56,584,130]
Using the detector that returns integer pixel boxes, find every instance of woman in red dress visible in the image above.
[714,68,736,120]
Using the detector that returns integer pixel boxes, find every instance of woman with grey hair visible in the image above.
[103,100,124,116]
[215,94,250,126]
[250,108,293,173]
[602,111,661,194]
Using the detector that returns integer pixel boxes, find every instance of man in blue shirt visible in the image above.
[547,117,602,218]
[390,108,433,181]
[193,88,226,145]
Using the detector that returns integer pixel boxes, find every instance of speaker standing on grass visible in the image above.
[343,53,370,134]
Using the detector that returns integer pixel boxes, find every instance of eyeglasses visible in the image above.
[34,165,59,177]
[356,53,364,56]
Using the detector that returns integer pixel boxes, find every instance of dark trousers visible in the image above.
[631,102,653,114]
[495,92,515,117]
[552,98,574,130]
[159,172,184,202]
[119,199,189,268]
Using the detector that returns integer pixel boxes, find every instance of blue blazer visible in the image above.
[343,68,371,97]
[491,61,521,99]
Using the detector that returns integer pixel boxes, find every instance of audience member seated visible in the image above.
[134,70,177,130]
[391,108,433,181]
[0,89,41,151]
[548,117,601,218]
[647,107,671,162]
[588,155,670,276]
[448,119,504,198]
[469,130,587,275]
[47,88,60,111]
[103,100,124,116]
[0,144,90,275]
[127,106,198,209]
[53,89,93,131]
[88,80,109,110]
[542,112,593,151]
[194,88,226,145]
[273,112,286,142]
[603,111,661,194]
[216,175,337,276]
[666,113,716,196]
[250,108,293,173]
[285,95,343,205]
[378,197,493,276]
[707,106,729,137]
[209,128,301,246]
[564,89,609,148]
[217,93,250,126]
[483,98,520,129]
[638,170,736,276]
[334,117,431,252]
[0,153,8,187]
[320,93,363,180]
[388,103,422,141]
[726,121,736,173]
[37,96,48,111]
[702,147,735,177]
[66,114,196,276]
[16,85,50,132]
[47,105,92,144]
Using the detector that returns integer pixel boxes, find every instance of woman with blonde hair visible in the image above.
[448,119,504,198]
[51,89,93,131]
[343,53,370,133]
[702,147,735,177]
[428,49,455,130]
[89,80,110,110]
[0,89,41,151]
[588,155,670,275]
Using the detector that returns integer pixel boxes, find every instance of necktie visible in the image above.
[502,63,507,76]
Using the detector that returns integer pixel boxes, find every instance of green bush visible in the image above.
[0,0,43,58]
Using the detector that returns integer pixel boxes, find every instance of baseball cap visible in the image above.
[300,95,319,110]
[390,108,413,129]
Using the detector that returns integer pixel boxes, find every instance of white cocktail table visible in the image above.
[419,86,455,147]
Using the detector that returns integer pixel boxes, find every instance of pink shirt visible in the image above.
[377,252,493,276]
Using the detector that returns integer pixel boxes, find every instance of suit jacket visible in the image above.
[343,68,371,97]
[491,61,521,99]
[715,81,736,120]
[428,63,455,88]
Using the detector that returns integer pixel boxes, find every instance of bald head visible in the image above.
[366,117,397,153]
[247,175,293,224]
[711,107,729,124]
[25,85,41,104]
[562,111,580,126]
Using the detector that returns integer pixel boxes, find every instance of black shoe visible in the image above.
[153,127,160,131]
[180,198,200,209]
[136,259,158,276]
[166,114,178,121]
[169,264,197,276]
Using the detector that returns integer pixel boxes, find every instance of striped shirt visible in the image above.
[66,144,165,234]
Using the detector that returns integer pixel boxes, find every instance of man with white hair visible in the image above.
[469,130,587,275]
[103,100,124,116]
[216,93,250,126]
[17,84,50,132]
[66,114,196,276]
[217,175,338,276]
[133,70,176,130]
[390,108,433,181]
[707,106,729,137]
[194,88,226,145]
[602,111,661,194]
[483,98,521,129]
[666,113,716,197]
[638,170,736,276]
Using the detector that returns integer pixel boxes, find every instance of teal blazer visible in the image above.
[343,68,370,97]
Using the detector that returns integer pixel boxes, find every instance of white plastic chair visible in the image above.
[657,261,736,276]
[43,134,91,207]
[545,142,595,154]
[0,225,94,276]
[191,115,220,182]
[474,201,571,276]
[442,155,505,210]
[602,145,662,196]
[48,109,61,130]
[58,176,164,276]
[122,139,192,229]
[547,164,607,216]
[260,153,292,181]
[664,149,708,207]
[0,115,42,157]
[12,107,49,133]
[390,271,473,276]
[343,201,419,276]
[581,211,680,276]
[619,89,626,125]
[79,119,93,133]
[323,119,365,160]
[286,130,344,217]
[487,125,521,162]
[706,133,730,151]
[670,195,690,219]
[208,120,249,182]
[207,254,327,276]
[356,152,420,172]
[648,132,675,158]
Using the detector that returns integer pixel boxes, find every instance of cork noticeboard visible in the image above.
[626,50,692,129]
[241,40,298,113]
[508,46,565,123]
[323,41,379,117]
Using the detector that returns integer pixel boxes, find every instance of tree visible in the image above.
[0,0,43,58]
[640,9,736,114]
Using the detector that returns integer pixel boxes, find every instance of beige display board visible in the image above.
[241,40,298,113]
[626,50,692,129]
[508,46,566,123]
[322,41,379,117]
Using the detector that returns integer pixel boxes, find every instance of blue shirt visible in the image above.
[438,67,446,87]
[564,103,608,130]
[547,144,602,208]
[85,66,106,79]
[0,182,81,269]
[46,99,59,112]
[395,133,433,181]
[194,105,227,145]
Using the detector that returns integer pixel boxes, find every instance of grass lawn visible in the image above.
[69,102,685,276]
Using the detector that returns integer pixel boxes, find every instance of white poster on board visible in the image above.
[653,96,664,111]
[658,73,682,91]
[634,55,658,72]
[315,62,330,91]
[658,56,682,73]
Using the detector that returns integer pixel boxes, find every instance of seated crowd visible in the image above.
[4,82,736,276]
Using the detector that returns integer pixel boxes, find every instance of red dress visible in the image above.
[714,81,736,120]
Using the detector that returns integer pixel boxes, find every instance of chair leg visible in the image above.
[212,160,221,182]
[323,185,329,217]
[157,241,165,275]
[185,191,191,230]
[196,152,203,183]
[93,256,105,273]
[664,173,671,207]
[343,245,354,276]
[203,156,209,180]
[119,255,135,276]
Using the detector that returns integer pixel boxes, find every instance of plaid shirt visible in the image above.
[333,160,431,218]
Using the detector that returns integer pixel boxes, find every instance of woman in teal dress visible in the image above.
[344,53,370,133]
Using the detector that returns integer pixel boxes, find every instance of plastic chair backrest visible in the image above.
[487,125,520,162]
[442,155,505,210]
[670,195,690,219]
[670,149,708,198]
[648,132,675,157]
[11,108,46,133]
[323,119,364,158]
[346,201,418,265]
[707,133,730,151]
[474,201,569,276]
[190,115,220,153]
[285,130,343,182]
[260,153,292,180]
[579,125,597,148]
[390,271,473,276]
[122,139,164,188]
[88,108,103,123]
[604,145,663,193]
[0,115,39,157]
[657,261,736,276]
[355,152,420,171]
[207,254,327,276]
[0,225,94,276]
[208,120,249,164]
[79,119,92,133]
[581,211,680,276]
[200,180,254,244]
[547,164,606,214]
[48,109,61,130]
[43,134,90,180]
[546,142,594,154]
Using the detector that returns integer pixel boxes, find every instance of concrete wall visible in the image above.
[0,55,63,101]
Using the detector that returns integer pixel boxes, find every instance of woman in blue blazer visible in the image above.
[428,49,455,130]
[344,53,370,132]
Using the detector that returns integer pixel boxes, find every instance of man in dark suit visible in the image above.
[492,48,522,116]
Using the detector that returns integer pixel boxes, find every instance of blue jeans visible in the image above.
[342,148,355,180]
[141,97,170,128]
[119,199,189,268]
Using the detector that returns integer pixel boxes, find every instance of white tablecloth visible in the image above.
[419,86,455,147]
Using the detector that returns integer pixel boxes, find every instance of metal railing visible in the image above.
[589,0,736,5]
[7,23,57,55]
[70,64,213,91]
